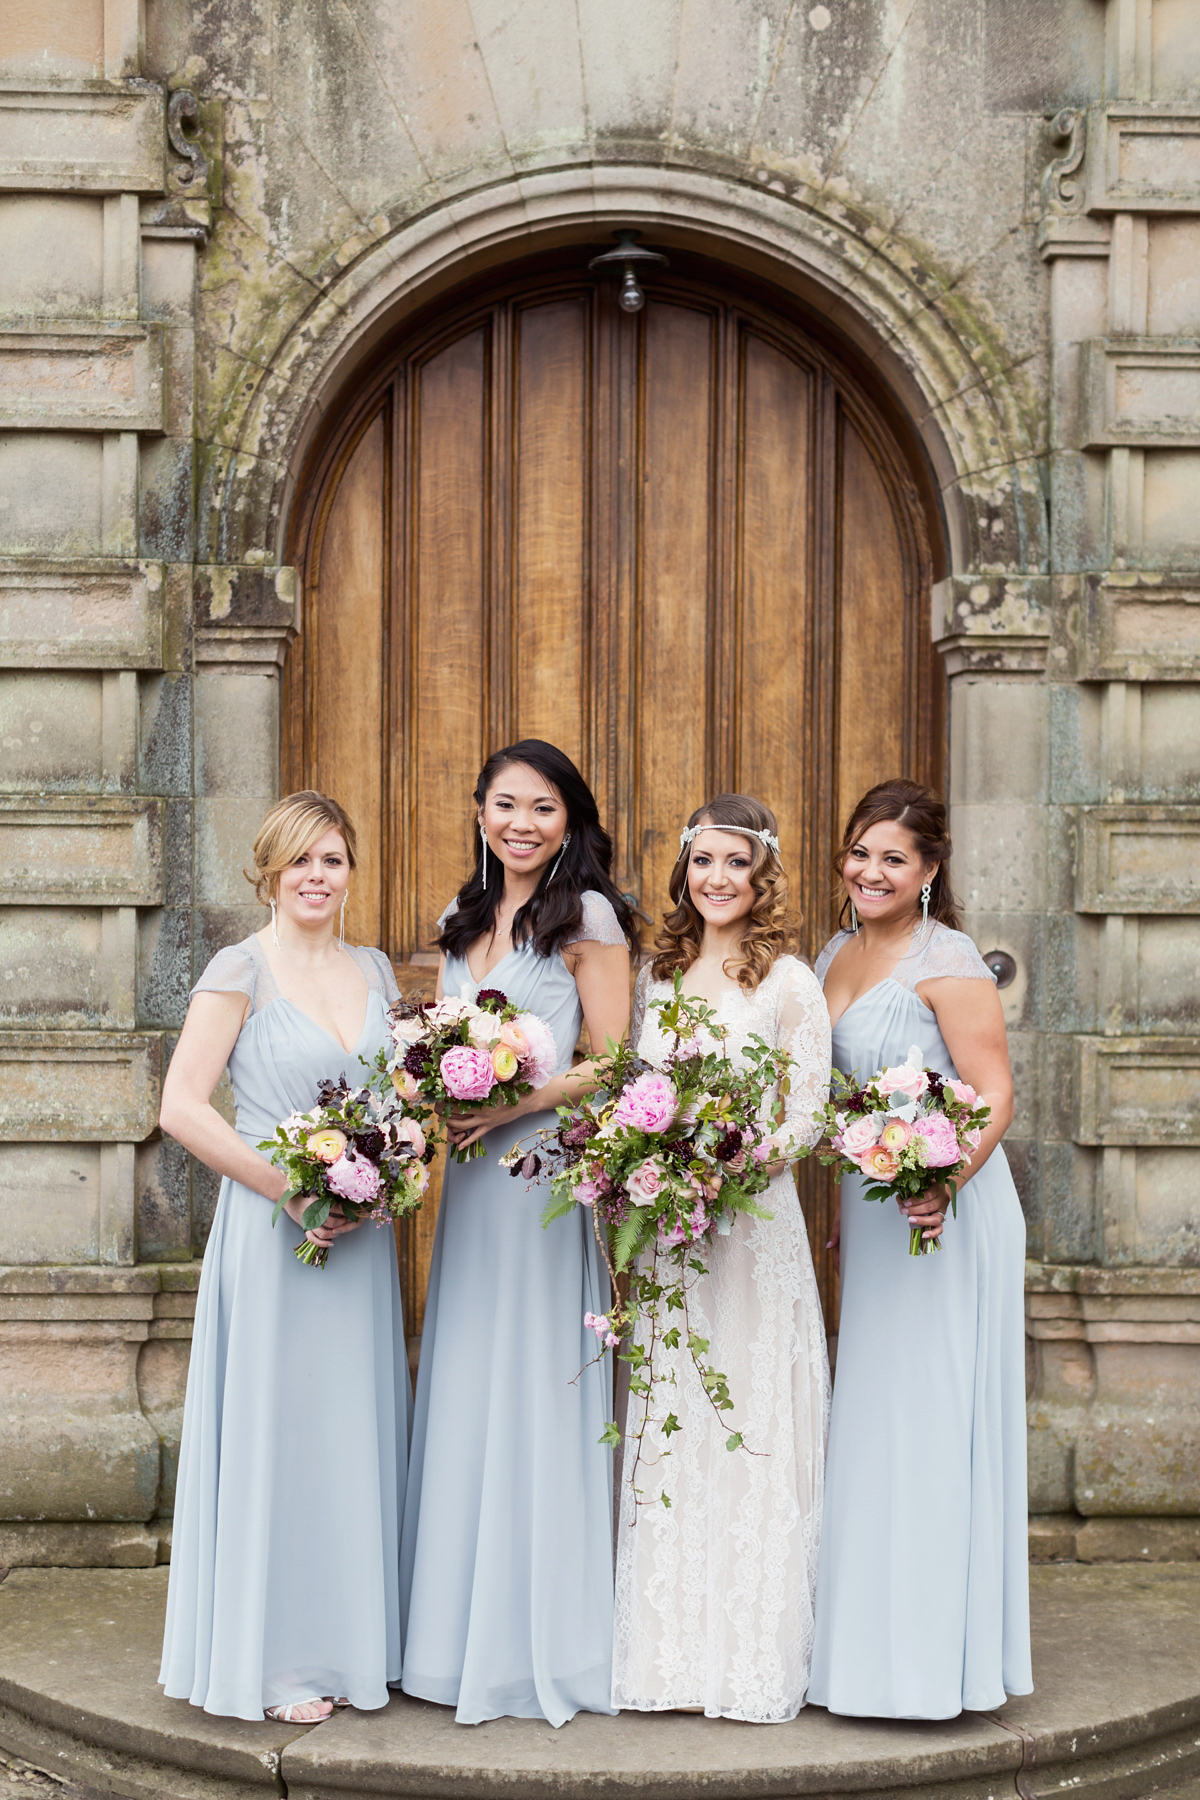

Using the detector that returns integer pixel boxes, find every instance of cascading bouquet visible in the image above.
[378,987,558,1162]
[261,1075,436,1268]
[501,976,800,1476]
[799,1044,990,1255]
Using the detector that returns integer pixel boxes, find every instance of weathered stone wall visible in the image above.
[1,0,1198,1562]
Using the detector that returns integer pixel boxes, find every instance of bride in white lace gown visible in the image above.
[612,797,831,1723]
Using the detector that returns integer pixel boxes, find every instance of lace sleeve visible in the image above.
[567,890,628,948]
[630,963,652,1051]
[813,930,851,988]
[436,897,458,930]
[189,942,257,1008]
[774,958,832,1151]
[902,923,998,987]
[353,945,400,1004]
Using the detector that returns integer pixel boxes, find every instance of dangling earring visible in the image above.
[547,831,572,882]
[270,896,282,949]
[479,823,488,887]
[338,893,346,950]
[850,899,859,934]
[921,881,932,926]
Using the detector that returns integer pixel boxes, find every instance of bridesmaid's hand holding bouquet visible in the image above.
[801,1046,990,1256]
[261,1075,435,1267]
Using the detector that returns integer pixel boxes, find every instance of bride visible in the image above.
[612,795,831,1722]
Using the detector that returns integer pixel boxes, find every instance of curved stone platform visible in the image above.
[0,1564,1197,1800]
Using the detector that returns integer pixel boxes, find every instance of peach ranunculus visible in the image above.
[862,1144,899,1180]
[879,1117,913,1151]
[408,1159,431,1196]
[390,1065,421,1100]
[305,1128,348,1163]
[393,1116,426,1158]
[498,1020,529,1056]
[491,1044,519,1081]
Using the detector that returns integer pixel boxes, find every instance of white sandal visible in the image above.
[264,1698,333,1723]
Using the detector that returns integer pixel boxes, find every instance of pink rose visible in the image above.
[945,1078,979,1106]
[839,1113,884,1160]
[627,1157,667,1205]
[614,1071,678,1135]
[326,1152,382,1204]
[911,1111,960,1167]
[393,1116,426,1158]
[440,1045,497,1101]
[877,1052,930,1104]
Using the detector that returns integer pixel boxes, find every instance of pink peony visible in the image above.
[840,1113,884,1159]
[326,1152,382,1203]
[575,1161,612,1206]
[945,1078,979,1106]
[614,1071,678,1135]
[512,1011,557,1089]
[440,1045,497,1101]
[911,1111,960,1167]
[878,1050,930,1104]
[627,1156,667,1205]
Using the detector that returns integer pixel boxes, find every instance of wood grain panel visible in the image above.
[412,328,489,950]
[311,410,386,951]
[736,329,811,893]
[636,299,715,936]
[836,413,908,824]
[512,298,589,765]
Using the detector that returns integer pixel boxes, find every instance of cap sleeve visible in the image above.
[567,890,627,948]
[350,945,401,1004]
[814,930,851,988]
[436,897,459,930]
[904,923,998,986]
[189,942,257,1007]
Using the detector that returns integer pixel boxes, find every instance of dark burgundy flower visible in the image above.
[404,1042,431,1078]
[476,987,508,1009]
[714,1126,744,1162]
[561,1119,593,1148]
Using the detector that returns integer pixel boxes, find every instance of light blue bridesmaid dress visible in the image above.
[807,921,1032,1719]
[159,936,411,1720]
[399,892,624,1727]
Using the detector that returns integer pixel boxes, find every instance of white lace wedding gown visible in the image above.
[611,955,831,1723]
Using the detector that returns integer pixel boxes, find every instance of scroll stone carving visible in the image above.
[167,89,208,191]
[1041,107,1086,214]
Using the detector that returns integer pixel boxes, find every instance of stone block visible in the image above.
[0,561,165,669]
[0,323,163,433]
[933,576,1052,680]
[1148,217,1200,336]
[1074,1037,1200,1147]
[0,1031,161,1144]
[195,797,277,906]
[950,802,1048,915]
[0,432,102,556]
[1144,448,1200,562]
[0,906,135,1030]
[138,669,191,795]
[0,1521,163,1566]
[950,680,1048,807]
[1073,805,1200,914]
[1027,1514,1081,1561]
[0,1144,134,1264]
[0,194,103,317]
[0,796,162,905]
[1087,105,1200,213]
[1074,573,1200,683]
[1076,337,1200,449]
[0,86,164,192]
[135,1133,191,1262]
[1140,686,1200,801]
[1075,1516,1200,1561]
[194,666,282,799]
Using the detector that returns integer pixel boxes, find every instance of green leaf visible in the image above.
[599,1420,622,1448]
[612,1212,645,1272]
[301,1197,332,1229]
[726,1432,744,1452]
[661,1326,680,1350]
[539,1191,576,1229]
[661,1412,681,1438]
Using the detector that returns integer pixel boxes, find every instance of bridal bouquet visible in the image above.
[800,1045,990,1255]
[501,975,800,1463]
[380,988,558,1162]
[262,1075,435,1268]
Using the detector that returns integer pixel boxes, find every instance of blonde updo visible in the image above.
[244,791,357,904]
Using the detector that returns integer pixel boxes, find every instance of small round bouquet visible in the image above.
[800,1044,990,1255]
[380,988,558,1163]
[502,976,800,1470]
[261,1075,435,1267]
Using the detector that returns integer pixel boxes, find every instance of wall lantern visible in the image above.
[588,231,669,312]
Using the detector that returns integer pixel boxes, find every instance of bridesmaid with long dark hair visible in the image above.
[400,739,637,1727]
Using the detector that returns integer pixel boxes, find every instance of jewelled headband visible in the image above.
[678,823,781,858]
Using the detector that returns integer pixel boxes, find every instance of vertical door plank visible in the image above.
[412,327,489,951]
[636,299,715,936]
[736,330,812,902]
[512,298,589,768]
[836,415,908,827]
[311,410,386,951]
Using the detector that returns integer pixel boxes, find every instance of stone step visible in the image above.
[0,1566,1197,1800]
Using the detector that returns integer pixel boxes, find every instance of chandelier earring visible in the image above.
[479,823,488,886]
[338,892,346,950]
[547,831,572,882]
[270,896,282,949]
[849,898,859,934]
[920,880,933,926]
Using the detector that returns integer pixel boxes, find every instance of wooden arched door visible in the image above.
[285,251,942,1341]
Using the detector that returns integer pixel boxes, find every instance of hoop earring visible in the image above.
[920,881,932,926]
[850,899,859,934]
[338,893,346,950]
[479,823,488,886]
[270,897,281,949]
[547,831,572,882]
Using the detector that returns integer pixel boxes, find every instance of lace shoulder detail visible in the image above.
[190,941,258,1008]
[630,962,653,1047]
[348,944,400,1003]
[897,921,997,987]
[568,889,627,947]
[436,897,459,929]
[814,930,852,988]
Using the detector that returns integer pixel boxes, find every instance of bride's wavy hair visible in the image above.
[438,739,639,961]
[652,795,798,994]
[834,778,962,932]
